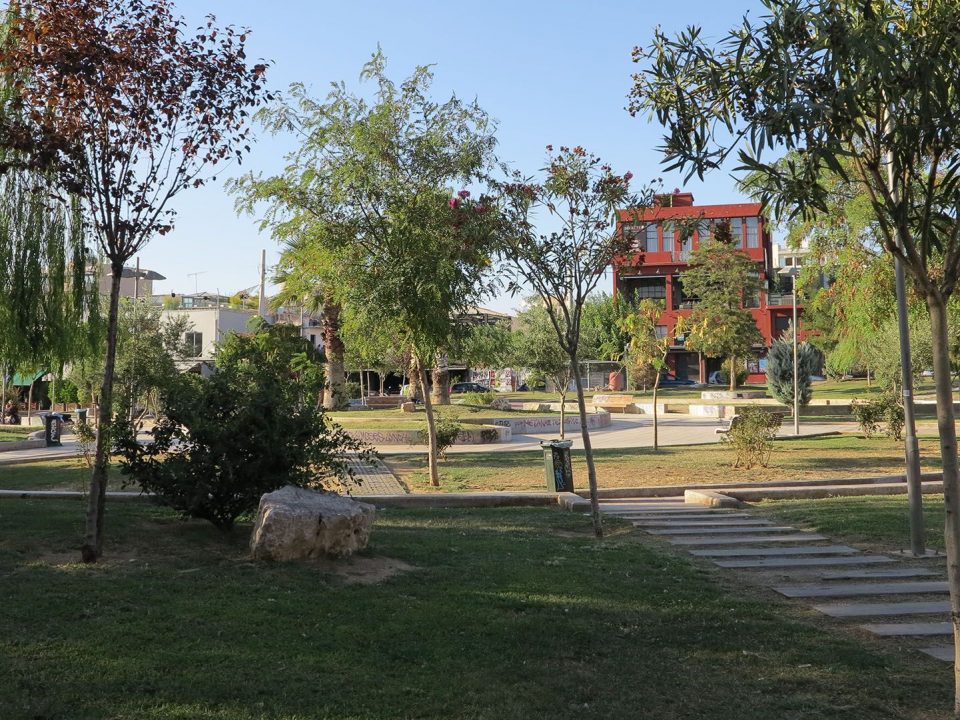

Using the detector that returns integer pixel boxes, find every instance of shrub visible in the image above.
[851,393,904,440]
[115,322,374,531]
[722,407,783,469]
[344,381,361,400]
[715,367,749,387]
[461,390,495,406]
[417,414,461,459]
[766,336,818,406]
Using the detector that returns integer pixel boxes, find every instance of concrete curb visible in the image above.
[577,472,944,500]
[0,438,46,452]
[684,489,742,508]
[0,489,145,501]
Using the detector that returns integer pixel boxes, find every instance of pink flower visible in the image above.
[448,197,458,209]
[624,171,634,181]
[458,190,470,199]
[473,204,485,213]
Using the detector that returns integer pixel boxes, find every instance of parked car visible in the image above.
[659,373,697,387]
[451,381,492,393]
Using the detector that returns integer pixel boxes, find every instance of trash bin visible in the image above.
[541,439,574,493]
[77,408,88,424]
[44,413,64,447]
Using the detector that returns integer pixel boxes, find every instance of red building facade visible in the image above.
[612,192,801,385]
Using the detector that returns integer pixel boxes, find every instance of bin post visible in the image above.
[540,439,574,492]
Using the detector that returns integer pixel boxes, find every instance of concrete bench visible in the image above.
[591,394,637,413]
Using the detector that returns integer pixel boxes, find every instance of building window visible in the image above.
[746,217,759,248]
[773,316,792,336]
[654,325,668,339]
[671,276,699,309]
[623,222,659,252]
[697,220,711,242]
[184,332,203,357]
[631,277,667,300]
[784,257,793,266]
[646,223,659,252]
[731,218,744,248]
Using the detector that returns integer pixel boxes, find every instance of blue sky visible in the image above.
[141,0,769,311]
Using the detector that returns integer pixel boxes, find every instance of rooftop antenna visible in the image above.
[187,271,207,295]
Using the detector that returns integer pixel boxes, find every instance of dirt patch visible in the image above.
[315,555,417,585]
[20,550,143,571]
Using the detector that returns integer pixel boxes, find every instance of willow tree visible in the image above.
[233,52,501,486]
[631,0,960,704]
[0,0,270,562]
[0,173,99,408]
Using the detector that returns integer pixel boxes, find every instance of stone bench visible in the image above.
[590,394,637,413]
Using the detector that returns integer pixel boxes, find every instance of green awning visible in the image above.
[11,370,46,386]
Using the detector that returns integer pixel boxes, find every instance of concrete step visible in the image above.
[715,555,893,569]
[820,568,940,581]
[919,646,954,662]
[690,545,859,558]
[671,533,827,546]
[648,525,795,536]
[774,580,949,598]
[815,600,951,618]
[633,518,772,528]
[862,622,952,636]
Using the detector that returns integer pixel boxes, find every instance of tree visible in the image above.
[0,0,270,562]
[766,330,819,408]
[679,227,762,391]
[270,237,350,409]
[500,145,651,536]
[513,301,574,437]
[619,299,683,450]
[630,0,960,703]
[0,172,100,413]
[116,322,369,530]
[233,52,501,487]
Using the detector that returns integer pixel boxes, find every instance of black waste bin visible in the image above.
[541,439,574,493]
[44,413,63,447]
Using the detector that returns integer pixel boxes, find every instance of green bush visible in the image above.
[722,407,783,469]
[116,322,374,530]
[344,381,361,400]
[460,390,495,406]
[417,414,462,459]
[851,393,904,440]
[715,367,749,387]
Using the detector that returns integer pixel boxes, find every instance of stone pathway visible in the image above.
[602,497,954,664]
[346,455,406,495]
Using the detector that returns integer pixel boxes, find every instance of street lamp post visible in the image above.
[778,267,800,436]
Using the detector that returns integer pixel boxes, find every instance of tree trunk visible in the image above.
[927,293,960,710]
[652,380,660,451]
[417,358,440,487]
[729,356,737,391]
[81,262,123,563]
[26,381,33,423]
[572,352,603,538]
[559,385,567,440]
[408,357,423,401]
[430,354,450,406]
[378,371,386,396]
[321,300,346,409]
[358,367,365,403]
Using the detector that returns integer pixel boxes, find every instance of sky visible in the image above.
[139,0,770,312]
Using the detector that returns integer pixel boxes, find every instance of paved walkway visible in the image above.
[346,456,406,495]
[378,414,853,455]
[601,498,953,664]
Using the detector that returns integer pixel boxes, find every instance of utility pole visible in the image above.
[791,271,799,436]
[258,249,268,320]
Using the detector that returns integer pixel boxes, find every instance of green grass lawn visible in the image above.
[0,500,951,719]
[0,426,35,442]
[0,459,91,491]
[759,495,947,552]
[389,433,944,493]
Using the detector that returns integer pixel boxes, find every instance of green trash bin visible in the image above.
[541,439,574,493]
[77,408,88,424]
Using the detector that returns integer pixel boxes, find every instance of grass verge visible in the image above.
[758,495,947,552]
[388,434,944,493]
[0,426,35,442]
[0,500,951,719]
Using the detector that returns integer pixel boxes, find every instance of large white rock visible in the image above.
[250,485,376,561]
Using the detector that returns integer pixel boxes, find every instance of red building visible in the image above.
[612,191,801,385]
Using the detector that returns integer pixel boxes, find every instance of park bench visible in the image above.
[364,396,405,410]
[591,394,637,413]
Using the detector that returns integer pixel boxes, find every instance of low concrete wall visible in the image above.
[0,438,46,452]
[482,410,611,434]
[345,423,511,446]
[700,390,766,400]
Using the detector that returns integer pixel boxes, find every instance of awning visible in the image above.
[11,370,46,386]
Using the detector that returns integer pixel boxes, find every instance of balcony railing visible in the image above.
[767,292,795,306]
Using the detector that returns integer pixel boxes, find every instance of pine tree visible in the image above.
[766,329,818,407]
